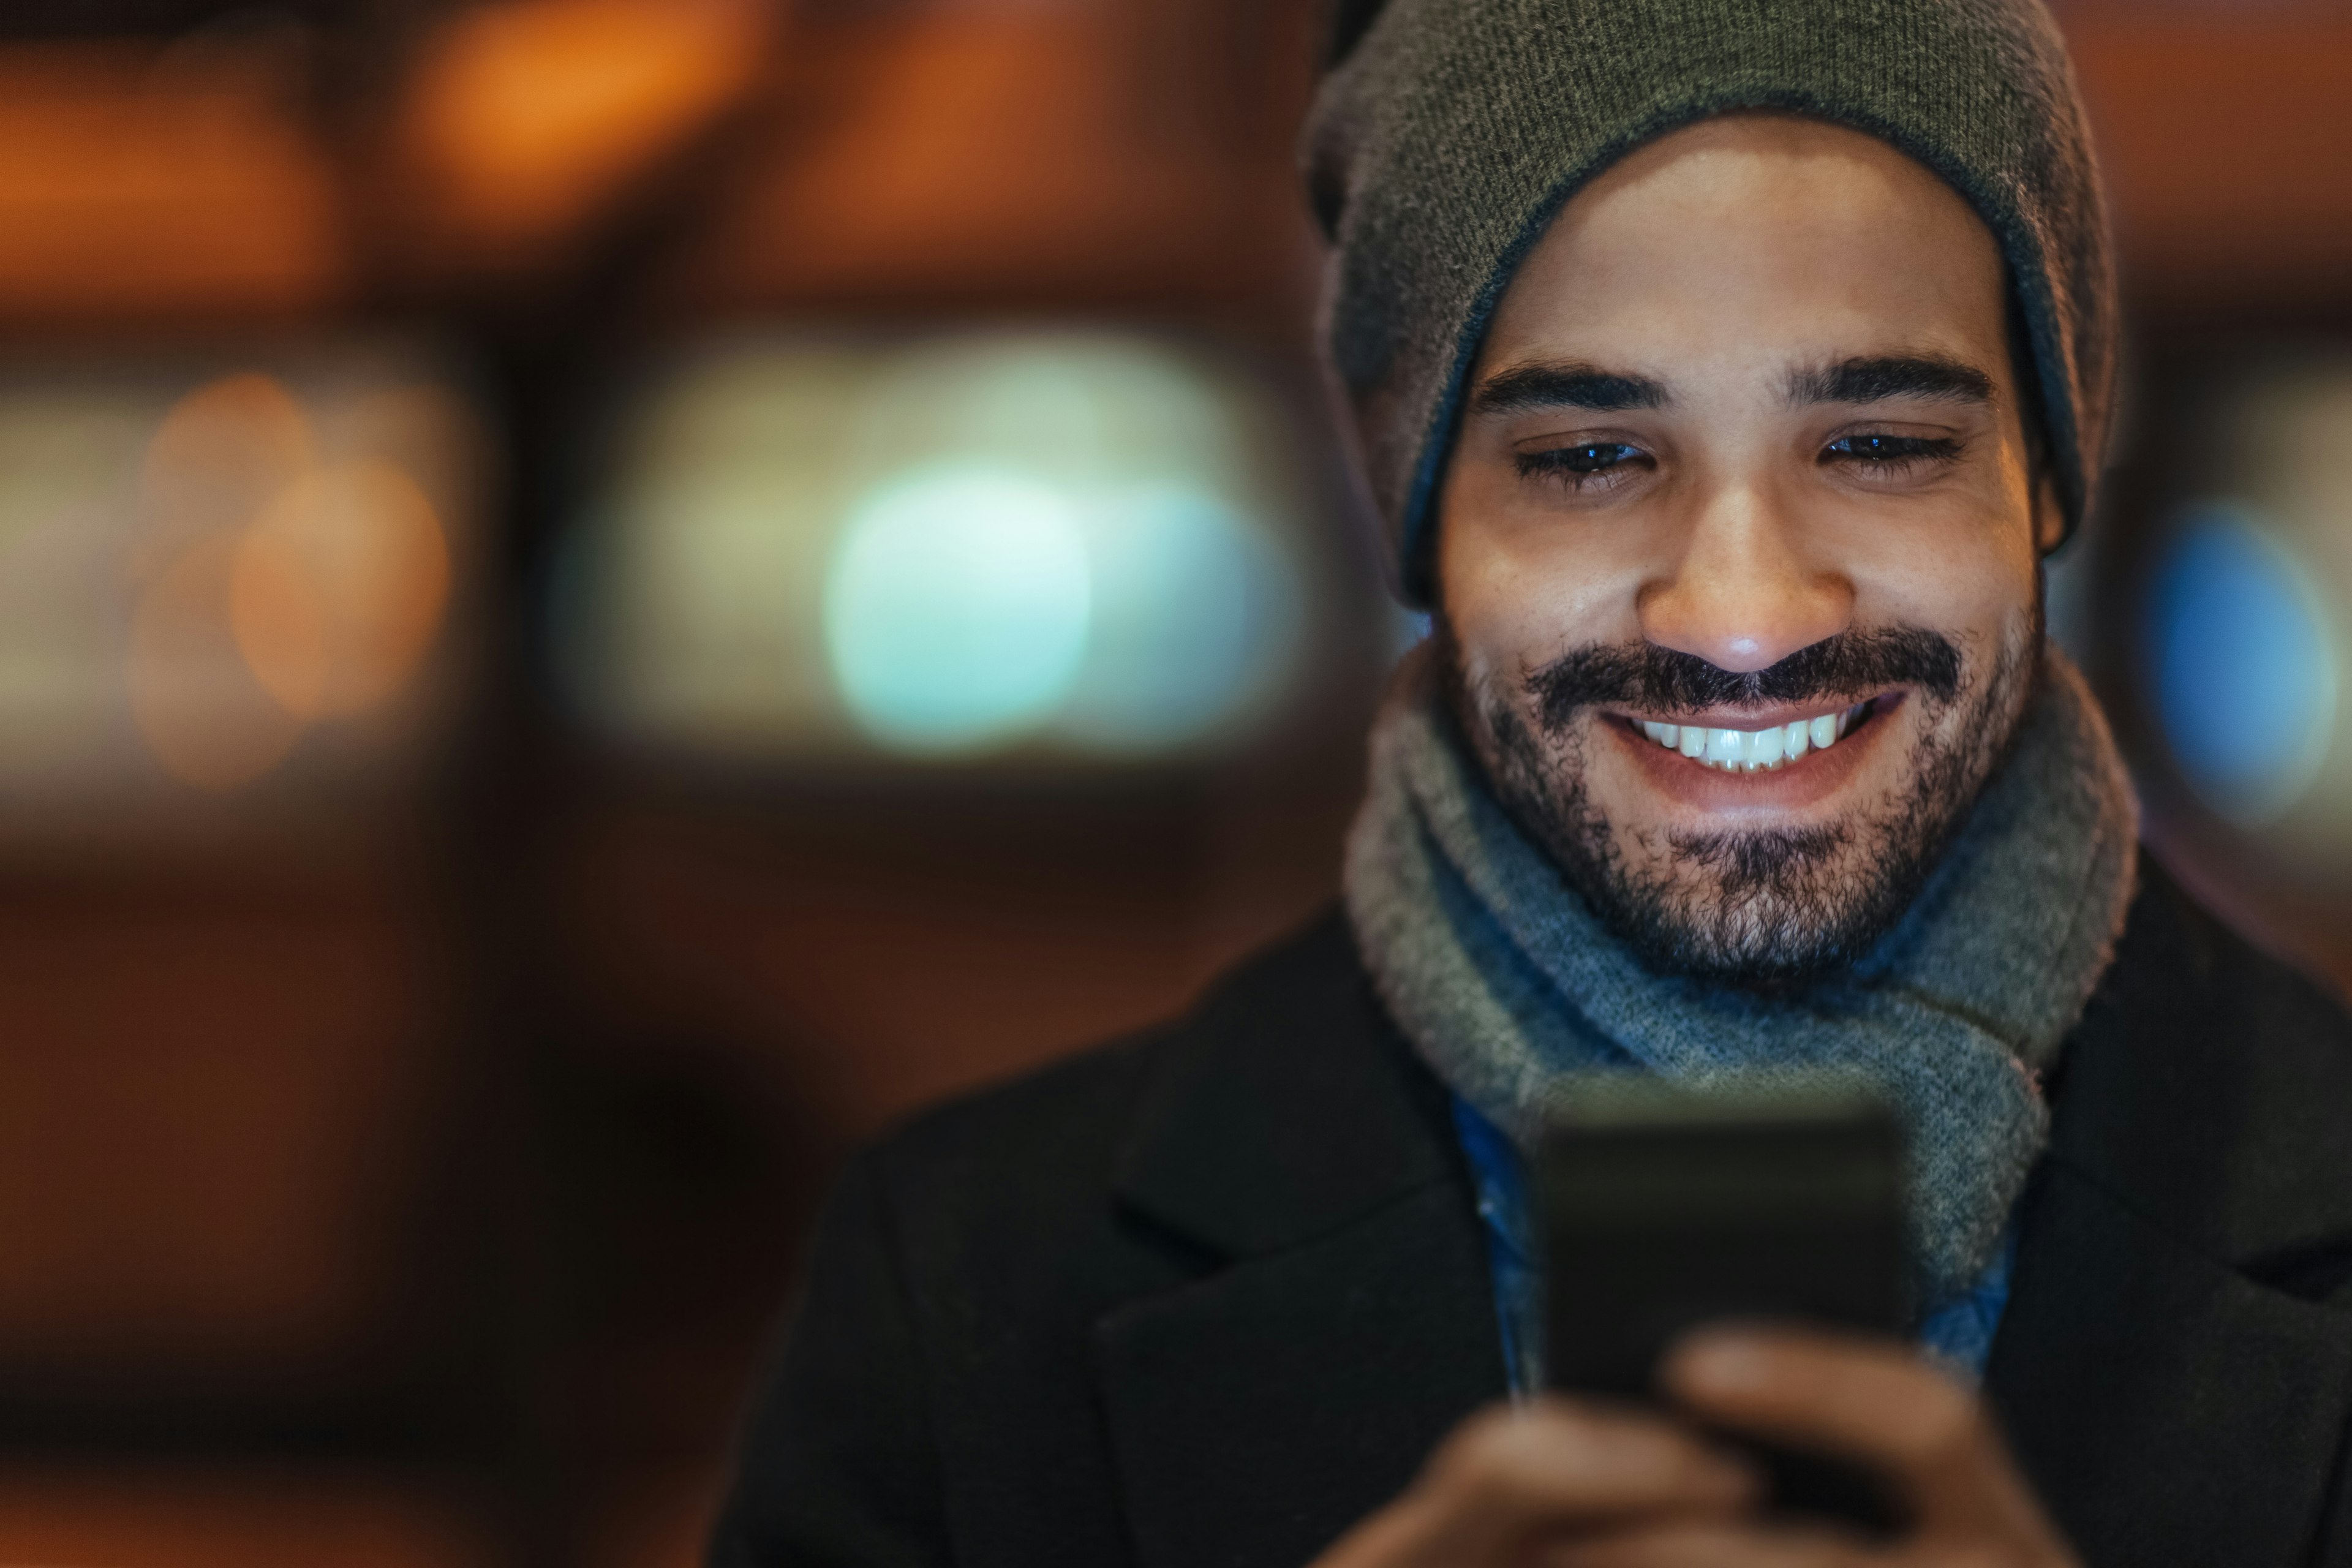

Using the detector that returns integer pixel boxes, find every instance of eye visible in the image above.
[1822,432,1962,469]
[1516,442,1648,481]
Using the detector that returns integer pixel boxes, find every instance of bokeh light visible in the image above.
[2143,503,2339,826]
[129,535,307,791]
[141,373,315,548]
[1055,483,1301,753]
[0,360,475,799]
[231,461,453,722]
[2120,353,2352,861]
[394,0,769,266]
[565,330,1314,763]
[824,466,1092,753]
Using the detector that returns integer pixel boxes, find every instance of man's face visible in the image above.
[1437,114,2061,985]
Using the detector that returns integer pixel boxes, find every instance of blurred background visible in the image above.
[0,0,2345,1563]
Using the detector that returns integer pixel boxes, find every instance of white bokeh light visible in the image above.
[1055,483,1301,752]
[567,330,1321,764]
[823,465,1092,753]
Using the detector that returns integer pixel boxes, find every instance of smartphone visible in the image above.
[1537,1079,1909,1530]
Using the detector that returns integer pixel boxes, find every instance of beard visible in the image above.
[1439,610,2043,989]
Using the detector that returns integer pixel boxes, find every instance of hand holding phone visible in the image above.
[1539,1079,1909,1529]
[1310,1348,2081,1568]
[1311,1082,2082,1568]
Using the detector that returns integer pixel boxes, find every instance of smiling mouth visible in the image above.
[1627,698,1881,773]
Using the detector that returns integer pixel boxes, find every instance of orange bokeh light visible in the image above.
[230,462,452,722]
[125,374,456,788]
[393,0,772,265]
[127,536,306,792]
[139,372,315,553]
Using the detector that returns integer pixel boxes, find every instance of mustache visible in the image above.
[1525,627,1963,731]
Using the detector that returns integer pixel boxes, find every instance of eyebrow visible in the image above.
[1786,354,1996,408]
[1471,361,1670,415]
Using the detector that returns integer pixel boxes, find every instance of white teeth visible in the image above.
[1638,701,1870,774]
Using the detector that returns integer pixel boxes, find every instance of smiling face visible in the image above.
[1436,113,2062,984]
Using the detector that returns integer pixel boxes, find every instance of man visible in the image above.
[713,2,2352,1564]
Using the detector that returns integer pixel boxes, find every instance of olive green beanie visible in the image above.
[1305,0,2117,606]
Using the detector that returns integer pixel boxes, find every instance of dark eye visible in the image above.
[1517,442,1644,480]
[1822,432,1961,466]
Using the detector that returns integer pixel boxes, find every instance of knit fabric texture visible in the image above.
[1342,643,2138,1311]
[1304,0,2117,605]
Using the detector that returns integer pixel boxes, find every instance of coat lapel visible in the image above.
[1086,876,2352,1568]
[1092,914,1506,1568]
[1989,866,2352,1568]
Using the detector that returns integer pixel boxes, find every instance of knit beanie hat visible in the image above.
[1305,0,2117,606]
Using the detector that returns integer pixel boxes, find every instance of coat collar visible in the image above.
[1098,912,1506,1567]
[1111,911,1463,1260]
[1988,861,2352,1567]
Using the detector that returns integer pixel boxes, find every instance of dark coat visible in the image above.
[711,863,2352,1567]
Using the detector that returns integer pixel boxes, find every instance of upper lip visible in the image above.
[1615,694,1887,731]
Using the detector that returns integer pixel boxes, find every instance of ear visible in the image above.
[2032,468,2067,556]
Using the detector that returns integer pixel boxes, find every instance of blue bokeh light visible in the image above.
[2143,503,2338,825]
[824,466,1092,753]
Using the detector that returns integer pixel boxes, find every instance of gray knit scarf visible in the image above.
[1343,642,2138,1312]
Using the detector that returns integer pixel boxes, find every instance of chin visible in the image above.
[1588,818,1924,986]
[1528,710,2024,987]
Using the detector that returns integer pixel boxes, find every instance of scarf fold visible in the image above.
[1343,643,2138,1311]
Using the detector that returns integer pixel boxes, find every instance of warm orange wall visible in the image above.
[2067,12,2352,307]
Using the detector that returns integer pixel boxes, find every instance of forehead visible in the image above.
[1479,114,2011,385]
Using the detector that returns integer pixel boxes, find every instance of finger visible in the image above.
[1543,1518,1879,1568]
[1660,1327,2043,1531]
[1316,1398,1758,1565]
[1406,1397,1760,1552]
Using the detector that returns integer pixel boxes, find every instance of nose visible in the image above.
[1638,480,1852,674]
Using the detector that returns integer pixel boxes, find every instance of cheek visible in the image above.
[1821,478,2041,646]
[1855,534,2038,652]
[1436,477,1652,673]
